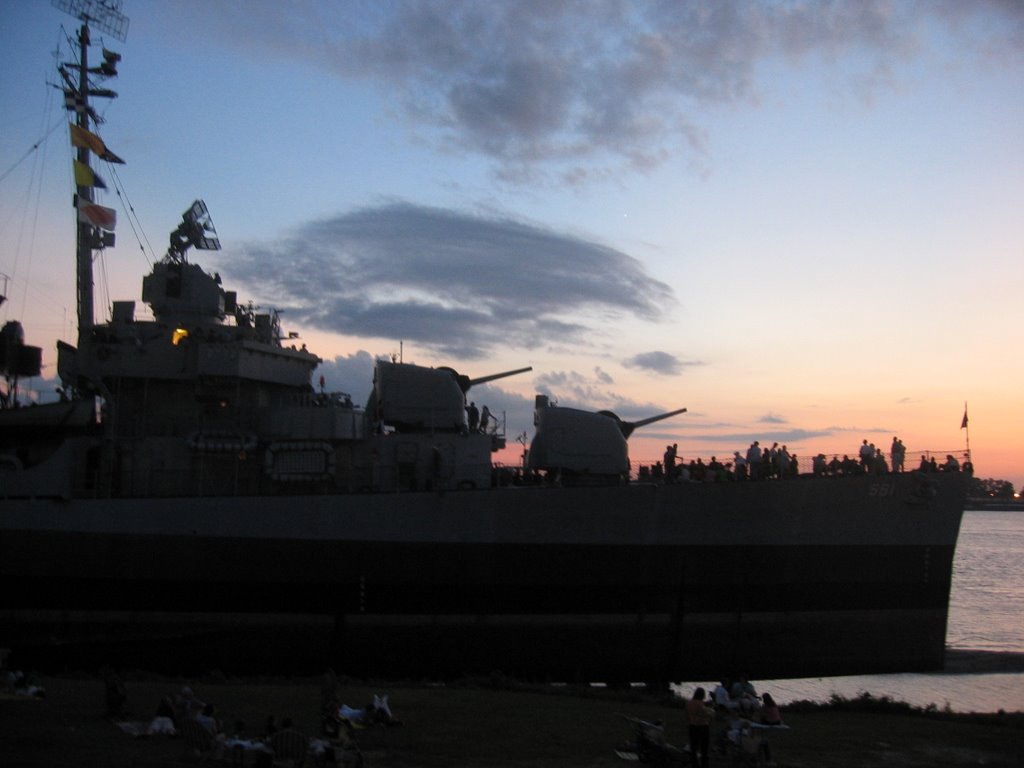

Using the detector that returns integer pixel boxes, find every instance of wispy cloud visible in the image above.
[168,1,1024,183]
[224,201,674,359]
[624,351,703,376]
[696,428,837,446]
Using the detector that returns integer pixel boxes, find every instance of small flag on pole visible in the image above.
[69,123,126,164]
[961,406,968,430]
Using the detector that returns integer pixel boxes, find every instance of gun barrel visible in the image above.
[618,407,687,438]
[630,407,687,430]
[468,366,533,388]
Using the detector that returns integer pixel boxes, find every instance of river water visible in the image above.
[674,510,1024,713]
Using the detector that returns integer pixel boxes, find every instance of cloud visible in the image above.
[697,428,837,446]
[533,368,686,424]
[623,351,702,376]
[223,202,674,359]
[593,366,614,385]
[758,412,788,425]
[314,350,376,402]
[169,1,1024,183]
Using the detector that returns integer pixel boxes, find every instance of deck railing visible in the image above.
[631,449,971,482]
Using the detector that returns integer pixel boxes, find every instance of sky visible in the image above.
[1,0,1022,487]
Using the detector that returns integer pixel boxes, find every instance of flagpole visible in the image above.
[74,19,95,336]
[963,401,971,462]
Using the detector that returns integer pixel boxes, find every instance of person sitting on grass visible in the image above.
[757,693,783,726]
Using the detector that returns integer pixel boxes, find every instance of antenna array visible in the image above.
[51,0,130,41]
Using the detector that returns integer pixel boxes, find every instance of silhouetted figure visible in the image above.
[685,687,714,768]
[664,444,677,483]
[891,437,906,473]
[859,440,875,473]
[733,451,748,479]
[746,441,762,480]
[813,454,828,476]
[102,667,126,720]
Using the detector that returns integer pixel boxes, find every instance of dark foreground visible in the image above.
[2,676,1022,768]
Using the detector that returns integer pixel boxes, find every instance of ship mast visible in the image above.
[52,0,128,344]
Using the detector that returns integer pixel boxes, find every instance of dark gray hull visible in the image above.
[0,471,966,682]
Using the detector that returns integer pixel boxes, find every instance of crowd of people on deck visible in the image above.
[640,436,973,484]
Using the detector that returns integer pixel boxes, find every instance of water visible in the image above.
[675,510,1024,713]
[947,511,1024,653]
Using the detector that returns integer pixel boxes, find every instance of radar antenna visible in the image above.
[168,200,221,262]
[51,0,129,41]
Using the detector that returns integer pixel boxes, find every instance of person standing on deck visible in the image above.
[859,439,875,473]
[746,441,761,480]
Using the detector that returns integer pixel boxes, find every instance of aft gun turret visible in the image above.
[528,398,687,484]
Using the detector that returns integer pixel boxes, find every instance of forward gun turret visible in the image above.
[370,361,532,431]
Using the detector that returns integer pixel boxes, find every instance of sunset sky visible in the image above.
[2,1,1022,487]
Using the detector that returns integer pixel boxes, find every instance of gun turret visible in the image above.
[529,399,688,484]
[372,361,531,431]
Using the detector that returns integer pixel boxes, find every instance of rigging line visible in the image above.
[0,118,66,185]
[107,164,157,267]
[0,27,70,184]
[12,80,63,321]
[19,110,56,320]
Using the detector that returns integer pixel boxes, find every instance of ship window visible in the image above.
[172,328,189,345]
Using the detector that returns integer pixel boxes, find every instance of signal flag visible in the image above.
[76,199,117,231]
[73,160,107,190]
[69,123,125,164]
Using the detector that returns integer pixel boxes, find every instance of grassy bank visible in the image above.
[2,675,1022,767]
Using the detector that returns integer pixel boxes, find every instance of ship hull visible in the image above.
[0,471,966,682]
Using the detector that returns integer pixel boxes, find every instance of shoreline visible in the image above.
[2,676,1021,768]
[942,649,1024,674]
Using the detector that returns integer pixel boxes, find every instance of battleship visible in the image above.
[0,4,968,683]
